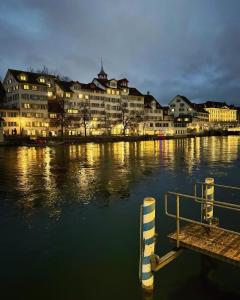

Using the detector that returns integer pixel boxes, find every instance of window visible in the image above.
[65,93,71,98]
[23,84,29,90]
[23,103,31,109]
[32,85,37,91]
[39,77,45,83]
[107,89,111,95]
[180,103,185,107]
[8,112,17,117]
[176,99,181,102]
[50,113,57,119]
[47,92,53,97]
[85,95,89,100]
[0,112,6,117]
[79,94,83,99]
[19,75,27,81]
[8,122,17,127]
[68,109,78,114]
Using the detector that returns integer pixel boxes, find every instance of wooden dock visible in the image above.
[169,223,240,266]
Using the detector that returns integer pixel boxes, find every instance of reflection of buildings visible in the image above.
[8,136,239,218]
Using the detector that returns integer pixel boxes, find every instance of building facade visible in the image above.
[3,69,51,136]
[0,108,20,135]
[169,95,209,132]
[203,101,237,123]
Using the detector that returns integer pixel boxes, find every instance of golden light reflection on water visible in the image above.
[9,136,239,218]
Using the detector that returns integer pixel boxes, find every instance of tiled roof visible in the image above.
[203,101,229,108]
[144,94,162,109]
[128,87,143,96]
[8,69,53,86]
[174,95,208,114]
[55,80,73,93]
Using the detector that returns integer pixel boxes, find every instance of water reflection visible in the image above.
[0,136,239,219]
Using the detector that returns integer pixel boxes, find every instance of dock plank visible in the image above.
[168,223,240,265]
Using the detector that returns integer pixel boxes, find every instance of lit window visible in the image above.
[48,92,53,97]
[107,89,111,94]
[39,77,45,83]
[111,90,115,95]
[85,95,89,99]
[79,94,83,99]
[123,89,127,93]
[68,109,78,114]
[24,103,31,109]
[20,75,27,81]
[66,93,71,98]
[116,91,119,95]
[23,84,29,90]
[50,113,57,118]
[32,85,37,90]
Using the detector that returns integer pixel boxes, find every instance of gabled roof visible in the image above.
[55,80,73,93]
[118,78,129,83]
[128,87,143,97]
[170,95,208,114]
[8,69,53,86]
[144,94,162,109]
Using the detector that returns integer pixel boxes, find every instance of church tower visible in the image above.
[98,58,108,80]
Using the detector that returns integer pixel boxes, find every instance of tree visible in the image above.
[28,66,72,81]
[79,100,91,137]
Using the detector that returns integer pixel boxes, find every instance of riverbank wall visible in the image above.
[1,129,239,146]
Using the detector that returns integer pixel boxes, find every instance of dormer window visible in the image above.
[39,77,45,83]
[65,93,71,98]
[19,74,27,81]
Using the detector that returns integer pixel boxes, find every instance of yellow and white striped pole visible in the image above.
[203,177,214,225]
[141,197,156,291]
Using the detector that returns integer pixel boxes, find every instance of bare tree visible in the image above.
[79,100,91,137]
[27,66,71,81]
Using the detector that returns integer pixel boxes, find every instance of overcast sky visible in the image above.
[0,0,240,105]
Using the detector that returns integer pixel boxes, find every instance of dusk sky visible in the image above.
[1,0,240,105]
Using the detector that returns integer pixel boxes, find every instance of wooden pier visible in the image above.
[140,179,240,292]
[169,223,240,266]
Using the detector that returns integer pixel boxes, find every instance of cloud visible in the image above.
[0,0,240,105]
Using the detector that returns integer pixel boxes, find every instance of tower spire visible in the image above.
[98,57,108,80]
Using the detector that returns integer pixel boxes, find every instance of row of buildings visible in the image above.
[0,65,239,138]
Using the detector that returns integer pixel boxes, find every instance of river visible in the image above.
[0,136,239,300]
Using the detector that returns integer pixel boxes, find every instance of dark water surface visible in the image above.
[0,136,240,300]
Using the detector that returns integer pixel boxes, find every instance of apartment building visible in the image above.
[169,95,209,132]
[3,69,50,136]
[203,101,237,123]
[0,108,20,135]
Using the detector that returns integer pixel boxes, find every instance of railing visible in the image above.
[165,183,240,248]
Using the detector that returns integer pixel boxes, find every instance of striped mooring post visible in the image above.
[140,197,156,291]
[203,177,214,224]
